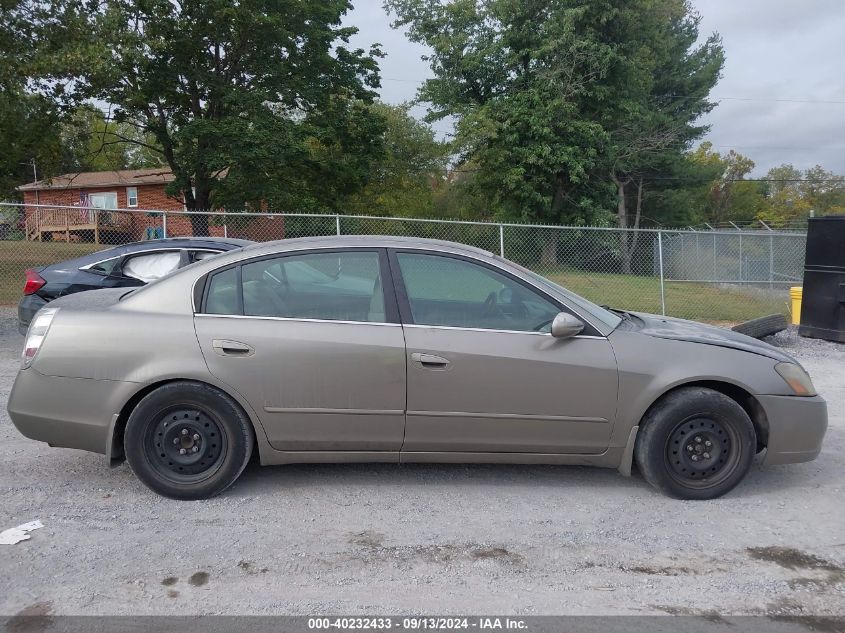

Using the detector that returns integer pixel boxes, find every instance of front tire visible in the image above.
[634,387,756,500]
[124,381,254,500]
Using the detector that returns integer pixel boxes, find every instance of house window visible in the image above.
[126,187,138,207]
[88,192,118,209]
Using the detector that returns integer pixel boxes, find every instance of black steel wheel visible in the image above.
[664,416,741,490]
[146,407,228,483]
[125,381,254,499]
[635,387,756,500]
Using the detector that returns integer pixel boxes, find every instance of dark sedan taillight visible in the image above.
[23,269,46,296]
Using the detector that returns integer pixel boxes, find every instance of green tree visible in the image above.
[691,143,761,225]
[386,0,723,266]
[605,1,723,271]
[345,102,448,217]
[758,164,845,226]
[38,0,384,234]
[59,106,164,173]
[0,0,66,199]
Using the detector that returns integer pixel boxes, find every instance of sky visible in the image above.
[347,0,845,176]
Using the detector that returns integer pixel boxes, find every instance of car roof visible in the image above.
[230,235,496,259]
[123,236,254,249]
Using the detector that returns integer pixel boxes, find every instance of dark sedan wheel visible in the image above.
[124,381,254,499]
[634,387,756,500]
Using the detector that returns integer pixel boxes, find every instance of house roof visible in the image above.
[18,168,175,191]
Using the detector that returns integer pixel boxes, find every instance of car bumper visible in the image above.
[18,294,48,335]
[758,394,828,465]
[7,368,137,457]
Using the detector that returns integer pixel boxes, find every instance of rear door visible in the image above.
[194,248,407,452]
[391,250,618,455]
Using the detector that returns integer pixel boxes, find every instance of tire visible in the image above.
[634,387,756,500]
[731,313,787,339]
[124,381,254,500]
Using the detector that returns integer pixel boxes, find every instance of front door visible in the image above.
[194,249,406,452]
[392,251,618,454]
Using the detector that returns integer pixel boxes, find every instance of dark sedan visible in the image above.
[19,237,253,334]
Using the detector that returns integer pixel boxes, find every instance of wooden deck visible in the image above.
[24,207,134,243]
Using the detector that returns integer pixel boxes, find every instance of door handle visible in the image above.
[212,339,254,357]
[411,352,450,369]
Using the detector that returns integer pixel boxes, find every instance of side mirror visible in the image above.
[551,312,584,339]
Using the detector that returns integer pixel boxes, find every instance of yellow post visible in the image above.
[790,286,803,325]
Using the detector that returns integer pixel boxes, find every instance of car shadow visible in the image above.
[227,444,839,501]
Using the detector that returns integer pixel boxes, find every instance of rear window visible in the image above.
[86,257,120,275]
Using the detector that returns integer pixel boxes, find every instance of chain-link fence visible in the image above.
[0,202,807,324]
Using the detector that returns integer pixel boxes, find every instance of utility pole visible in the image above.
[20,159,39,204]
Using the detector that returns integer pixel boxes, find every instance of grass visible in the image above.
[543,269,790,324]
[0,241,791,324]
[0,241,107,306]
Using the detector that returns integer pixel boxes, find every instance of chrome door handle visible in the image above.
[411,353,450,369]
[212,339,254,357]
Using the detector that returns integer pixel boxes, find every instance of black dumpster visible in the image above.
[799,215,845,342]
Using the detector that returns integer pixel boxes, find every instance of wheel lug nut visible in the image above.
[193,446,199,453]
[686,445,694,451]
[691,455,699,461]
[181,429,189,436]
[179,448,187,455]
[193,434,200,441]
[703,452,710,459]
[172,438,179,445]
[705,440,712,447]
[694,436,702,443]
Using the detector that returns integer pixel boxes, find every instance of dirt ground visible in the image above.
[0,309,843,617]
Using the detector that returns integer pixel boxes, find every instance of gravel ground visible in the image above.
[1,309,843,617]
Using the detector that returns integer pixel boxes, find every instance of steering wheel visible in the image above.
[482,291,506,319]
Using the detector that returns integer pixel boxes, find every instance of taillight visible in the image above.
[22,307,58,369]
[23,269,46,295]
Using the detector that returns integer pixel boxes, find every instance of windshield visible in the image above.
[518,267,623,330]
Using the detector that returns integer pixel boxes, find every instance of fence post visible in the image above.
[769,233,774,288]
[162,212,168,238]
[712,233,717,281]
[499,224,505,257]
[336,214,341,236]
[658,230,666,316]
[738,232,743,281]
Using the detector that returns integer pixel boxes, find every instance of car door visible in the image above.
[391,250,619,455]
[194,248,407,452]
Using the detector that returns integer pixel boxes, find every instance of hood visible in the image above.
[630,312,797,364]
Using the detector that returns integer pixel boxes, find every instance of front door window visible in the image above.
[396,252,560,332]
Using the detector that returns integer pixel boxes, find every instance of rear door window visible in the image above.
[203,251,387,323]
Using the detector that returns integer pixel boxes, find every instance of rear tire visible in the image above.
[634,387,756,500]
[124,381,254,500]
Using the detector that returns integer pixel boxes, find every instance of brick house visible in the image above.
[18,168,284,243]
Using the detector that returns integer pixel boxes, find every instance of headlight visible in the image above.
[774,362,817,397]
[22,307,59,369]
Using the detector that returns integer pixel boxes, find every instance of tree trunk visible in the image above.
[541,173,568,267]
[627,176,644,269]
[186,183,211,236]
[613,174,632,275]
[540,232,558,267]
[189,213,210,237]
